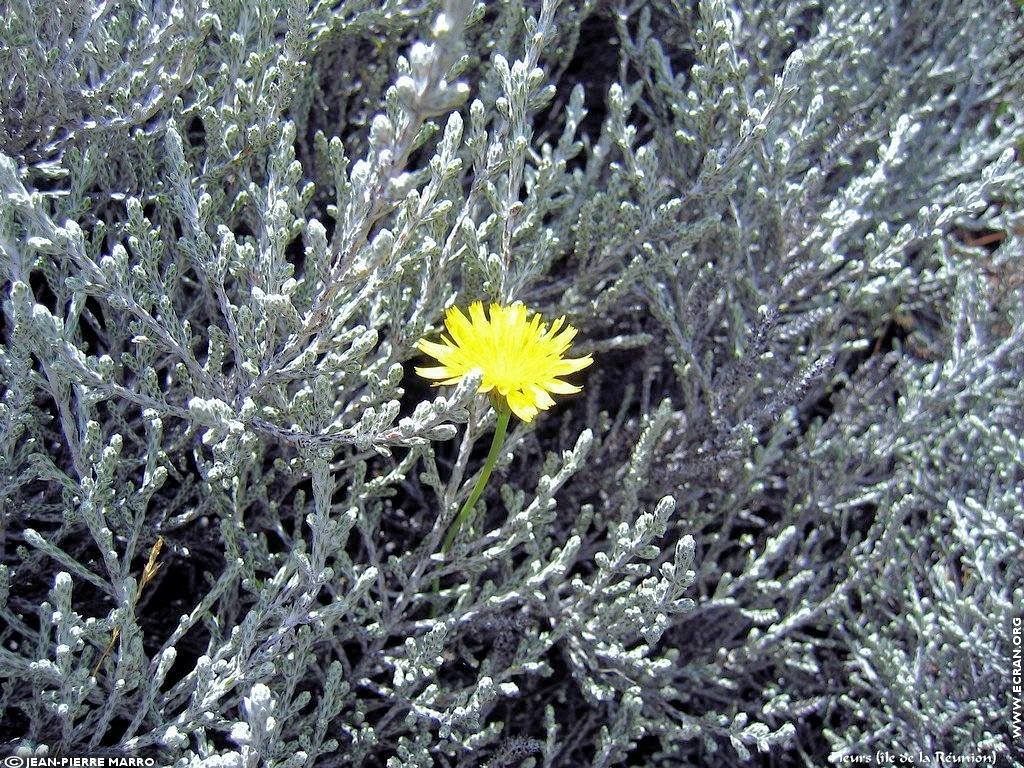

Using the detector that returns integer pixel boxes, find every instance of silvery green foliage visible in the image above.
[1,0,1022,765]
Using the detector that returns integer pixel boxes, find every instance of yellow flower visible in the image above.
[415,301,593,422]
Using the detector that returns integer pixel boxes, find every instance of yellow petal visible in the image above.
[507,390,538,422]
[550,325,579,352]
[414,365,454,379]
[444,306,474,346]
[545,316,566,338]
[469,301,488,326]
[551,354,593,375]
[528,385,555,408]
[417,339,456,360]
[543,378,582,394]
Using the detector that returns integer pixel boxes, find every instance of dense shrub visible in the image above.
[1,0,1022,765]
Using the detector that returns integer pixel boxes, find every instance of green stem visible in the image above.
[441,405,512,554]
